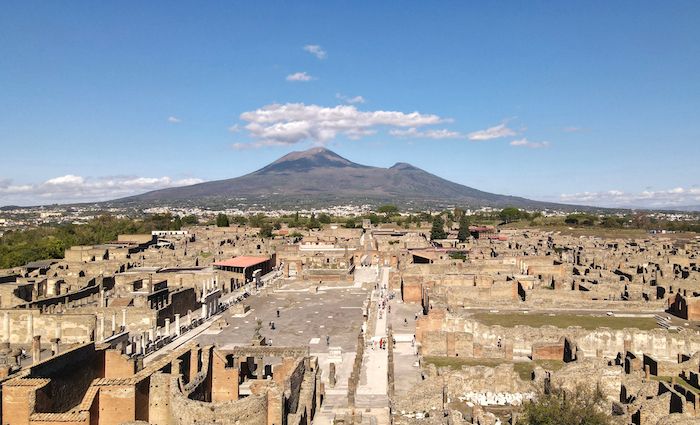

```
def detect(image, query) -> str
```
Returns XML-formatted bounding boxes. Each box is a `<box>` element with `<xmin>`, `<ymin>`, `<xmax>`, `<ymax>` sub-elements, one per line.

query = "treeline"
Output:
<box><xmin>564</xmin><ymin>212</ymin><xmax>700</xmax><ymax>232</ymax></box>
<box><xmin>0</xmin><ymin>214</ymin><xmax>182</xmax><ymax>269</ymax></box>
<box><xmin>214</xmin><ymin>205</ymin><xmax>435</xmax><ymax>231</ymax></box>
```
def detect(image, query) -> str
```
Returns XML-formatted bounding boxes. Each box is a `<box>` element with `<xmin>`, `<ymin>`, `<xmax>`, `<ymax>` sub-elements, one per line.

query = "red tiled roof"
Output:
<box><xmin>213</xmin><ymin>256</ymin><xmax>269</xmax><ymax>268</ymax></box>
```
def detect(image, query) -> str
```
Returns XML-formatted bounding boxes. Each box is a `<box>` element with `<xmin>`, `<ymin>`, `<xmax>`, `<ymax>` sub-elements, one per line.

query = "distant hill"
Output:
<box><xmin>117</xmin><ymin>147</ymin><xmax>576</xmax><ymax>209</ymax></box>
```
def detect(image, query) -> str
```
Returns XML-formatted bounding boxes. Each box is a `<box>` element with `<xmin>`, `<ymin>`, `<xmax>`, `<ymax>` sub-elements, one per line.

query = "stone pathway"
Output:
<box><xmin>313</xmin><ymin>267</ymin><xmax>392</xmax><ymax>425</ymax></box>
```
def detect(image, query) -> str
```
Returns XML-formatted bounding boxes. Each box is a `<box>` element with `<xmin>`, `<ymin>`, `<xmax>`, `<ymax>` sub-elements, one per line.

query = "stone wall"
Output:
<box><xmin>418</xmin><ymin>311</ymin><xmax>700</xmax><ymax>362</ymax></box>
<box><xmin>0</xmin><ymin>310</ymin><xmax>95</xmax><ymax>344</ymax></box>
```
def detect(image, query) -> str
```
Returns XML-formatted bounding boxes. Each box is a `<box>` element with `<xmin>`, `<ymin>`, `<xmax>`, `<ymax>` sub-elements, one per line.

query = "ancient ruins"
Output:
<box><xmin>0</xmin><ymin>222</ymin><xmax>699</xmax><ymax>425</ymax></box>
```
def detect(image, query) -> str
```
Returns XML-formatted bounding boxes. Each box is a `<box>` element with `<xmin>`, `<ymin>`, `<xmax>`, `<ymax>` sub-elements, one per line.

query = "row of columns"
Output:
<box><xmin>97</xmin><ymin>309</ymin><xmax>129</xmax><ymax>341</ymax></box>
<box><xmin>2</xmin><ymin>312</ymin><xmax>65</xmax><ymax>345</ymax></box>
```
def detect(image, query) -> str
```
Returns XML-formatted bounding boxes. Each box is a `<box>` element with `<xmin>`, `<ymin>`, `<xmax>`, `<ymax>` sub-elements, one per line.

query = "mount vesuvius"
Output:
<box><xmin>117</xmin><ymin>147</ymin><xmax>567</xmax><ymax>209</ymax></box>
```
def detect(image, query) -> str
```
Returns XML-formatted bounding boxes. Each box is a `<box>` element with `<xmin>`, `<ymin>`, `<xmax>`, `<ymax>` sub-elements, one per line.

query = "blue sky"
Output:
<box><xmin>1</xmin><ymin>1</ymin><xmax>699</xmax><ymax>207</ymax></box>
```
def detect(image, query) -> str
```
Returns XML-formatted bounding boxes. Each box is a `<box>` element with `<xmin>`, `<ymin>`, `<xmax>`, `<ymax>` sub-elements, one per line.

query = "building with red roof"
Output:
<box><xmin>212</xmin><ymin>256</ymin><xmax>273</xmax><ymax>284</ymax></box>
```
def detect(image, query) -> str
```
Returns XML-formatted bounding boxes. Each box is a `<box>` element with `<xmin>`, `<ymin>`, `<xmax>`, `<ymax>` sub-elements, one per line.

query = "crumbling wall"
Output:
<box><xmin>0</xmin><ymin>310</ymin><xmax>96</xmax><ymax>344</ymax></box>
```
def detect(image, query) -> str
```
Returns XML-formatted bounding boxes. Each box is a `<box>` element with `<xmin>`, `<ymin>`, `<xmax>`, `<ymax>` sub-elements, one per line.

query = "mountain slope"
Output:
<box><xmin>117</xmin><ymin>147</ymin><xmax>568</xmax><ymax>208</ymax></box>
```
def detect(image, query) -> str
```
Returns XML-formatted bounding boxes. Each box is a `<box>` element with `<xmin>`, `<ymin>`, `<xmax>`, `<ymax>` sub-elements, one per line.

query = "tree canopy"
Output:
<box><xmin>378</xmin><ymin>205</ymin><xmax>399</xmax><ymax>215</ymax></box>
<box><xmin>457</xmin><ymin>215</ymin><xmax>470</xmax><ymax>242</ymax></box>
<box><xmin>216</xmin><ymin>213</ymin><xmax>230</xmax><ymax>227</ymax></box>
<box><xmin>430</xmin><ymin>215</ymin><xmax>447</xmax><ymax>240</ymax></box>
<box><xmin>500</xmin><ymin>207</ymin><xmax>526</xmax><ymax>223</ymax></box>
<box><xmin>517</xmin><ymin>386</ymin><xmax>611</xmax><ymax>425</ymax></box>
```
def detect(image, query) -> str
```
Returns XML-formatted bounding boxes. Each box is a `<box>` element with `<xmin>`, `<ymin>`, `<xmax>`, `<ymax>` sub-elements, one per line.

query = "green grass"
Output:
<box><xmin>423</xmin><ymin>356</ymin><xmax>564</xmax><ymax>380</ymax></box>
<box><xmin>471</xmin><ymin>312</ymin><xmax>658</xmax><ymax>331</ymax></box>
<box><xmin>651</xmin><ymin>376</ymin><xmax>699</xmax><ymax>392</ymax></box>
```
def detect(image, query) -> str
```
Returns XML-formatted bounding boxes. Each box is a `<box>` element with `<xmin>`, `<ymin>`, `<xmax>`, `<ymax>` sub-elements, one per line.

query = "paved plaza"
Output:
<box><xmin>197</xmin><ymin>285</ymin><xmax>369</xmax><ymax>353</ymax></box>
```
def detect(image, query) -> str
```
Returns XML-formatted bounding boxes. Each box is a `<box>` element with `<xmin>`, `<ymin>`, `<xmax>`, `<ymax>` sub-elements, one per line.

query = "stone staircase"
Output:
<box><xmin>655</xmin><ymin>314</ymin><xmax>672</xmax><ymax>329</ymax></box>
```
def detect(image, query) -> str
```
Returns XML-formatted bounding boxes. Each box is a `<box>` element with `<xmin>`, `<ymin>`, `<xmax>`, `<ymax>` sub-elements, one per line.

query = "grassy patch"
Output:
<box><xmin>423</xmin><ymin>357</ymin><xmax>564</xmax><ymax>381</ymax></box>
<box><xmin>651</xmin><ymin>376</ymin><xmax>699</xmax><ymax>392</ymax></box>
<box><xmin>472</xmin><ymin>312</ymin><xmax>658</xmax><ymax>330</ymax></box>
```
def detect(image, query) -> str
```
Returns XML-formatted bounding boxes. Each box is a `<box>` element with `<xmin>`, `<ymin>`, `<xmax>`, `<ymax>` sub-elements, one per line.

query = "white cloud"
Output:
<box><xmin>0</xmin><ymin>175</ymin><xmax>204</xmax><ymax>206</ymax></box>
<box><xmin>468</xmin><ymin>123</ymin><xmax>516</xmax><ymax>141</ymax></box>
<box><xmin>389</xmin><ymin>127</ymin><xmax>463</xmax><ymax>139</ymax></box>
<box><xmin>336</xmin><ymin>93</ymin><xmax>365</xmax><ymax>104</ymax></box>
<box><xmin>233</xmin><ymin>103</ymin><xmax>446</xmax><ymax>148</ymax></box>
<box><xmin>286</xmin><ymin>72</ymin><xmax>314</xmax><ymax>82</ymax></box>
<box><xmin>167</xmin><ymin>116</ymin><xmax>181</xmax><ymax>123</ymax></box>
<box><xmin>563</xmin><ymin>126</ymin><xmax>582</xmax><ymax>133</ymax></box>
<box><xmin>559</xmin><ymin>187</ymin><xmax>700</xmax><ymax>208</ymax></box>
<box><xmin>303</xmin><ymin>44</ymin><xmax>327</xmax><ymax>60</ymax></box>
<box><xmin>509</xmin><ymin>138</ymin><xmax>550</xmax><ymax>149</ymax></box>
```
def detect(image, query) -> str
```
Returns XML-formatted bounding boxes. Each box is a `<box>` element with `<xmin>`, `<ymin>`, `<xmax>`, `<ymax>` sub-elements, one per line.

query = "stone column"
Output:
<box><xmin>329</xmin><ymin>362</ymin><xmax>336</xmax><ymax>387</ymax></box>
<box><xmin>201</xmin><ymin>303</ymin><xmax>208</xmax><ymax>320</ymax></box>
<box><xmin>165</xmin><ymin>319</ymin><xmax>171</xmax><ymax>337</ymax></box>
<box><xmin>121</xmin><ymin>309</ymin><xmax>127</xmax><ymax>329</ymax></box>
<box><xmin>148</xmin><ymin>328</ymin><xmax>155</xmax><ymax>342</ymax></box>
<box><xmin>3</xmin><ymin>312</ymin><xmax>9</xmax><ymax>343</ymax></box>
<box><xmin>32</xmin><ymin>335</ymin><xmax>41</xmax><ymax>362</ymax></box>
<box><xmin>54</xmin><ymin>321</ymin><xmax>61</xmax><ymax>339</ymax></box>
<box><xmin>175</xmin><ymin>314</ymin><xmax>181</xmax><ymax>336</ymax></box>
<box><xmin>99</xmin><ymin>316</ymin><xmax>105</xmax><ymax>341</ymax></box>
<box><xmin>111</xmin><ymin>312</ymin><xmax>117</xmax><ymax>335</ymax></box>
<box><xmin>27</xmin><ymin>313</ymin><xmax>34</xmax><ymax>344</ymax></box>
<box><xmin>50</xmin><ymin>338</ymin><xmax>60</xmax><ymax>356</ymax></box>
<box><xmin>256</xmin><ymin>356</ymin><xmax>264</xmax><ymax>379</ymax></box>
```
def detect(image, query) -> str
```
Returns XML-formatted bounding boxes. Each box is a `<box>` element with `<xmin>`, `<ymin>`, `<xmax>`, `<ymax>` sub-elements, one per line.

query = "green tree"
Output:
<box><xmin>259</xmin><ymin>223</ymin><xmax>274</xmax><ymax>238</ymax></box>
<box><xmin>378</xmin><ymin>204</ymin><xmax>398</xmax><ymax>214</ymax></box>
<box><xmin>378</xmin><ymin>205</ymin><xmax>399</xmax><ymax>222</ymax></box>
<box><xmin>500</xmin><ymin>207</ymin><xmax>522</xmax><ymax>224</ymax></box>
<box><xmin>449</xmin><ymin>252</ymin><xmax>466</xmax><ymax>260</ymax></box>
<box><xmin>216</xmin><ymin>213</ymin><xmax>230</xmax><ymax>227</ymax></box>
<box><xmin>273</xmin><ymin>220</ymin><xmax>282</xmax><ymax>230</ymax></box>
<box><xmin>430</xmin><ymin>215</ymin><xmax>446</xmax><ymax>240</ymax></box>
<box><xmin>307</xmin><ymin>213</ymin><xmax>320</xmax><ymax>229</ymax></box>
<box><xmin>457</xmin><ymin>215</ymin><xmax>470</xmax><ymax>242</ymax></box>
<box><xmin>182</xmin><ymin>215</ymin><xmax>199</xmax><ymax>225</ymax></box>
<box><xmin>231</xmin><ymin>215</ymin><xmax>248</xmax><ymax>226</ymax></box>
<box><xmin>248</xmin><ymin>213</ymin><xmax>266</xmax><ymax>228</ymax></box>
<box><xmin>318</xmin><ymin>213</ymin><xmax>332</xmax><ymax>224</ymax></box>
<box><xmin>345</xmin><ymin>217</ymin><xmax>357</xmax><ymax>228</ymax></box>
<box><xmin>564</xmin><ymin>213</ymin><xmax>595</xmax><ymax>226</ymax></box>
<box><xmin>518</xmin><ymin>385</ymin><xmax>611</xmax><ymax>425</ymax></box>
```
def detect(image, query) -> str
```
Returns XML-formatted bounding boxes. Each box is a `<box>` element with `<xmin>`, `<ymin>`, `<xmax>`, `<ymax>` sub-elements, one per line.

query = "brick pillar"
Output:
<box><xmin>189</xmin><ymin>349</ymin><xmax>199</xmax><ymax>382</ymax></box>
